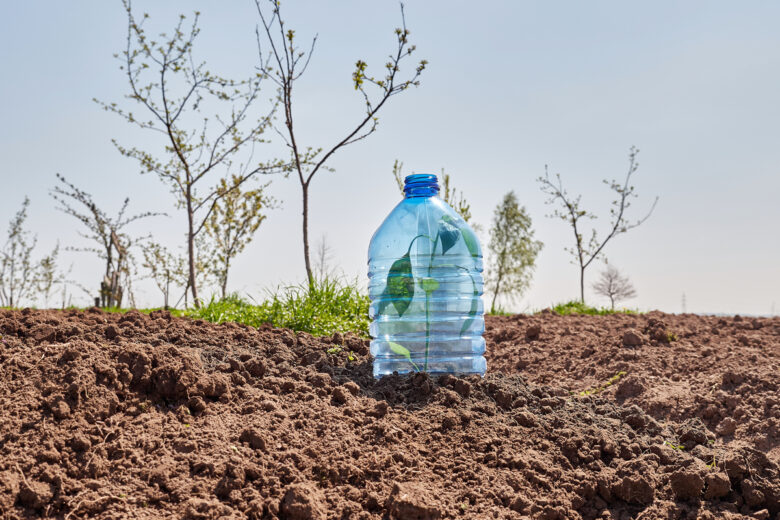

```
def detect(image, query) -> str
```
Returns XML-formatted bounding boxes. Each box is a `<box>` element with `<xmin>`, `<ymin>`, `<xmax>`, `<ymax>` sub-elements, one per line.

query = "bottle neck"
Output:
<box><xmin>403</xmin><ymin>174</ymin><xmax>439</xmax><ymax>198</ymax></box>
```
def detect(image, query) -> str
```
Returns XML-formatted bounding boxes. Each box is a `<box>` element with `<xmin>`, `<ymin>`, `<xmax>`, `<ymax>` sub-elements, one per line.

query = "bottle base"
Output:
<box><xmin>372</xmin><ymin>355</ymin><xmax>486</xmax><ymax>379</ymax></box>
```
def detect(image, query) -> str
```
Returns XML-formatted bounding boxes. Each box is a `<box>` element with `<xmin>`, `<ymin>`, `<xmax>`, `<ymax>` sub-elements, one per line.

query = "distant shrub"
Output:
<box><xmin>550</xmin><ymin>300</ymin><xmax>639</xmax><ymax>316</ymax></box>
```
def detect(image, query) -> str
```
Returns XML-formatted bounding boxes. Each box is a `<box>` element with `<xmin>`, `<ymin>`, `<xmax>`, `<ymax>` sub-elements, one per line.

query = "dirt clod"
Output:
<box><xmin>104</xmin><ymin>324</ymin><xmax>119</xmax><ymax>340</ymax></box>
<box><xmin>622</xmin><ymin>329</ymin><xmax>644</xmax><ymax>347</ymax></box>
<box><xmin>17</xmin><ymin>479</ymin><xmax>52</xmax><ymax>510</ymax></box>
<box><xmin>239</xmin><ymin>428</ymin><xmax>267</xmax><ymax>451</ymax></box>
<box><xmin>670</xmin><ymin>468</ymin><xmax>705</xmax><ymax>499</ymax></box>
<box><xmin>717</xmin><ymin>416</ymin><xmax>738</xmax><ymax>436</ymax></box>
<box><xmin>704</xmin><ymin>471</ymin><xmax>731</xmax><ymax>499</ymax></box>
<box><xmin>525</xmin><ymin>324</ymin><xmax>542</xmax><ymax>340</ymax></box>
<box><xmin>386</xmin><ymin>482</ymin><xmax>442</xmax><ymax>520</ymax></box>
<box><xmin>280</xmin><ymin>483</ymin><xmax>326</xmax><ymax>520</ymax></box>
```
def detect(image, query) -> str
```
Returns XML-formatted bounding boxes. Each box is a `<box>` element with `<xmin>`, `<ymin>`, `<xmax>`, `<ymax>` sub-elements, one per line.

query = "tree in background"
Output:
<box><xmin>51</xmin><ymin>174</ymin><xmax>159</xmax><ymax>308</ymax></box>
<box><xmin>140</xmin><ymin>241</ymin><xmax>197</xmax><ymax>309</ymax></box>
<box><xmin>255</xmin><ymin>0</ymin><xmax>427</xmax><ymax>286</ymax></box>
<box><xmin>36</xmin><ymin>243</ymin><xmax>67</xmax><ymax>308</ymax></box>
<box><xmin>538</xmin><ymin>146</ymin><xmax>657</xmax><ymax>304</ymax></box>
<box><xmin>592</xmin><ymin>264</ymin><xmax>636</xmax><ymax>310</ymax></box>
<box><xmin>0</xmin><ymin>198</ymin><xmax>60</xmax><ymax>308</ymax></box>
<box><xmin>392</xmin><ymin>160</ymin><xmax>472</xmax><ymax>222</ymax></box>
<box><xmin>486</xmin><ymin>191</ymin><xmax>543</xmax><ymax>313</ymax></box>
<box><xmin>204</xmin><ymin>175</ymin><xmax>277</xmax><ymax>298</ymax></box>
<box><xmin>99</xmin><ymin>1</ymin><xmax>282</xmax><ymax>307</ymax></box>
<box><xmin>313</xmin><ymin>234</ymin><xmax>335</xmax><ymax>281</ymax></box>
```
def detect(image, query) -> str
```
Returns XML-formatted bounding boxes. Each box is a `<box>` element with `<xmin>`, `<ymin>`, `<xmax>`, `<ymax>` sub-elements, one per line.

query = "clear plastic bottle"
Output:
<box><xmin>368</xmin><ymin>174</ymin><xmax>486</xmax><ymax>378</ymax></box>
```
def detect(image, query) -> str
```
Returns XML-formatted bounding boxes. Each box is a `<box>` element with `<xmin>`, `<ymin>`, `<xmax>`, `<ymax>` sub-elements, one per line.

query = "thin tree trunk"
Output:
<box><xmin>106</xmin><ymin>246</ymin><xmax>112</xmax><ymax>279</ymax></box>
<box><xmin>302</xmin><ymin>183</ymin><xmax>313</xmax><ymax>287</ymax></box>
<box><xmin>610</xmin><ymin>295</ymin><xmax>615</xmax><ymax>310</ymax></box>
<box><xmin>490</xmin><ymin>271</ymin><xmax>503</xmax><ymax>314</ymax></box>
<box><xmin>221</xmin><ymin>258</ymin><xmax>230</xmax><ymax>299</ymax></box>
<box><xmin>9</xmin><ymin>247</ymin><xmax>15</xmax><ymax>308</ymax></box>
<box><xmin>164</xmin><ymin>269</ymin><xmax>170</xmax><ymax>310</ymax></box>
<box><xmin>580</xmin><ymin>266</ymin><xmax>585</xmax><ymax>304</ymax></box>
<box><xmin>186</xmin><ymin>190</ymin><xmax>200</xmax><ymax>308</ymax></box>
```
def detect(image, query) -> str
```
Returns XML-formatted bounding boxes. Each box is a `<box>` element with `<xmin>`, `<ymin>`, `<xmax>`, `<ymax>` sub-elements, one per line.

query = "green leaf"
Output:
<box><xmin>461</xmin><ymin>228</ymin><xmax>479</xmax><ymax>258</ymax></box>
<box><xmin>388</xmin><ymin>341</ymin><xmax>419</xmax><ymax>371</ymax></box>
<box><xmin>420</xmin><ymin>277</ymin><xmax>439</xmax><ymax>293</ymax></box>
<box><xmin>438</xmin><ymin>217</ymin><xmax>460</xmax><ymax>254</ymax></box>
<box><xmin>379</xmin><ymin>253</ymin><xmax>415</xmax><ymax>317</ymax></box>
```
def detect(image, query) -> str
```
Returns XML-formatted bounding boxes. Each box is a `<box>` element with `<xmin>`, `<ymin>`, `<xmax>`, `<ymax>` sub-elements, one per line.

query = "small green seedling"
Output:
<box><xmin>666</xmin><ymin>331</ymin><xmax>678</xmax><ymax>342</ymax></box>
<box><xmin>579</xmin><ymin>371</ymin><xmax>627</xmax><ymax>397</ymax></box>
<box><xmin>326</xmin><ymin>346</ymin><xmax>343</xmax><ymax>355</ymax></box>
<box><xmin>389</xmin><ymin>341</ymin><xmax>419</xmax><ymax>372</ymax></box>
<box><xmin>663</xmin><ymin>440</ymin><xmax>685</xmax><ymax>451</ymax></box>
<box><xmin>347</xmin><ymin>351</ymin><xmax>356</xmax><ymax>362</ymax></box>
<box><xmin>706</xmin><ymin>442</ymin><xmax>718</xmax><ymax>469</ymax></box>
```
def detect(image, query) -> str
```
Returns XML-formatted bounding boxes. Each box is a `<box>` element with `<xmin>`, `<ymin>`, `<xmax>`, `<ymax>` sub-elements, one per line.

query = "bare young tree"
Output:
<box><xmin>255</xmin><ymin>1</ymin><xmax>427</xmax><ymax>286</ymax></box>
<box><xmin>98</xmin><ymin>1</ymin><xmax>283</xmax><ymax>307</ymax></box>
<box><xmin>0</xmin><ymin>198</ymin><xmax>38</xmax><ymax>307</ymax></box>
<box><xmin>392</xmin><ymin>161</ymin><xmax>473</xmax><ymax>222</ymax></box>
<box><xmin>486</xmin><ymin>191</ymin><xmax>543</xmax><ymax>313</ymax></box>
<box><xmin>51</xmin><ymin>173</ymin><xmax>159</xmax><ymax>307</ymax></box>
<box><xmin>140</xmin><ymin>241</ymin><xmax>188</xmax><ymax>309</ymax></box>
<box><xmin>36</xmin><ymin>243</ymin><xmax>68</xmax><ymax>308</ymax></box>
<box><xmin>204</xmin><ymin>175</ymin><xmax>277</xmax><ymax>298</ymax></box>
<box><xmin>538</xmin><ymin>146</ymin><xmax>658</xmax><ymax>303</ymax></box>
<box><xmin>592</xmin><ymin>264</ymin><xmax>636</xmax><ymax>310</ymax></box>
<box><xmin>0</xmin><ymin>198</ymin><xmax>60</xmax><ymax>308</ymax></box>
<box><xmin>313</xmin><ymin>234</ymin><xmax>335</xmax><ymax>281</ymax></box>
<box><xmin>141</xmin><ymin>240</ymin><xmax>207</xmax><ymax>309</ymax></box>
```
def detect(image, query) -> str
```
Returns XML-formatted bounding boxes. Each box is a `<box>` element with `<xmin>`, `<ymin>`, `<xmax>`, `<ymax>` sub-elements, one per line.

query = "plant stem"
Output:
<box><xmin>424</xmin><ymin>234</ymin><xmax>440</xmax><ymax>372</ymax></box>
<box><xmin>406</xmin><ymin>233</ymin><xmax>433</xmax><ymax>256</ymax></box>
<box><xmin>424</xmin><ymin>292</ymin><xmax>430</xmax><ymax>371</ymax></box>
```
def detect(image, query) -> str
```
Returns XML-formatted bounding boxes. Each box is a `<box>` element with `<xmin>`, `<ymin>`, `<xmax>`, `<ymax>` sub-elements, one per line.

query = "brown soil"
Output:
<box><xmin>0</xmin><ymin>308</ymin><xmax>778</xmax><ymax>519</ymax></box>
<box><xmin>486</xmin><ymin>312</ymin><xmax>780</xmax><ymax>466</ymax></box>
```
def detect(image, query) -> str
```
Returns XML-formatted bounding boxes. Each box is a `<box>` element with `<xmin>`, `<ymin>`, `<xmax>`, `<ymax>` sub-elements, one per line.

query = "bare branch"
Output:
<box><xmin>253</xmin><ymin>0</ymin><xmax>426</xmax><ymax>283</ymax></box>
<box><xmin>538</xmin><ymin>147</ymin><xmax>657</xmax><ymax>303</ymax></box>
<box><xmin>101</xmin><ymin>1</ymin><xmax>284</xmax><ymax>307</ymax></box>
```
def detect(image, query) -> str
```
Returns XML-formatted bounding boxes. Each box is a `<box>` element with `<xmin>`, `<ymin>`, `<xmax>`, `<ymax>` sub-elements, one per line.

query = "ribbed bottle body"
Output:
<box><xmin>368</xmin><ymin>179</ymin><xmax>486</xmax><ymax>378</ymax></box>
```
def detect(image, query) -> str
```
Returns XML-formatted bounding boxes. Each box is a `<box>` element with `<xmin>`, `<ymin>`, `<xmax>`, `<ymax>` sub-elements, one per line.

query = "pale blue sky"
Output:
<box><xmin>1</xmin><ymin>1</ymin><xmax>779</xmax><ymax>314</ymax></box>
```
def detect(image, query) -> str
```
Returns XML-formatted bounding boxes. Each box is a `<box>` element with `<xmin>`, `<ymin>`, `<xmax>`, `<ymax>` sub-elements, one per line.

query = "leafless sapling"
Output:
<box><xmin>255</xmin><ymin>1</ymin><xmax>427</xmax><ymax>286</ymax></box>
<box><xmin>592</xmin><ymin>264</ymin><xmax>637</xmax><ymax>310</ymax></box>
<box><xmin>538</xmin><ymin>147</ymin><xmax>657</xmax><ymax>304</ymax></box>
<box><xmin>140</xmin><ymin>241</ymin><xmax>196</xmax><ymax>309</ymax></box>
<box><xmin>51</xmin><ymin>174</ymin><xmax>160</xmax><ymax>308</ymax></box>
<box><xmin>313</xmin><ymin>234</ymin><xmax>335</xmax><ymax>281</ymax></box>
<box><xmin>0</xmin><ymin>198</ymin><xmax>60</xmax><ymax>308</ymax></box>
<box><xmin>98</xmin><ymin>1</ymin><xmax>284</xmax><ymax>307</ymax></box>
<box><xmin>36</xmin><ymin>243</ymin><xmax>69</xmax><ymax>308</ymax></box>
<box><xmin>0</xmin><ymin>198</ymin><xmax>37</xmax><ymax>307</ymax></box>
